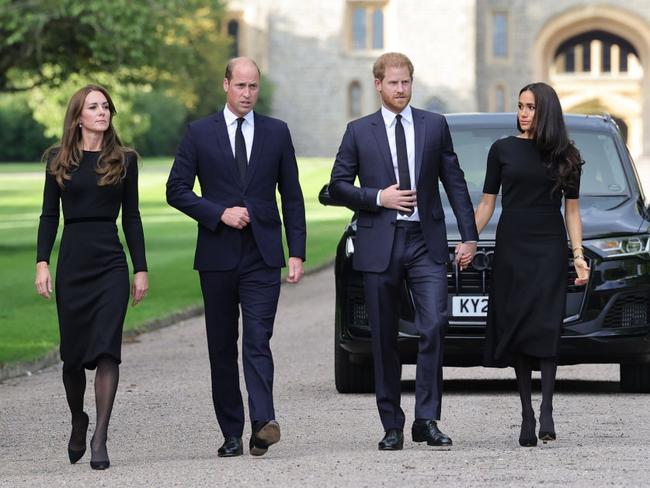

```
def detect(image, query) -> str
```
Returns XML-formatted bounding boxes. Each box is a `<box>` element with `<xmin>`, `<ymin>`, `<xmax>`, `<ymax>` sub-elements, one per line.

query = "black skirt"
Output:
<box><xmin>55</xmin><ymin>220</ymin><xmax>129</xmax><ymax>371</ymax></box>
<box><xmin>484</xmin><ymin>208</ymin><xmax>568</xmax><ymax>367</ymax></box>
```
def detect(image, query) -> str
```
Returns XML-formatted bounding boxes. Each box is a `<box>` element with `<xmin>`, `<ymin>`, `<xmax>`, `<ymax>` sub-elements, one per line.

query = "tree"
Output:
<box><xmin>0</xmin><ymin>0</ymin><xmax>230</xmax><ymax>93</ymax></box>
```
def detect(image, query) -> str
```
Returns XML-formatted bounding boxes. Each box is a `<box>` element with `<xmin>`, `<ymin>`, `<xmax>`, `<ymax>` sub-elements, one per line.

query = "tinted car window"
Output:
<box><xmin>449</xmin><ymin>128</ymin><xmax>628</xmax><ymax>195</ymax></box>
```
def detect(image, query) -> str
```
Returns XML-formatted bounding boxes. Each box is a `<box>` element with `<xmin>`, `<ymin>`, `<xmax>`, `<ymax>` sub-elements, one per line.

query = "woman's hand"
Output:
<box><xmin>131</xmin><ymin>271</ymin><xmax>149</xmax><ymax>306</ymax></box>
<box><xmin>35</xmin><ymin>261</ymin><xmax>52</xmax><ymax>299</ymax></box>
<box><xmin>574</xmin><ymin>257</ymin><xmax>590</xmax><ymax>286</ymax></box>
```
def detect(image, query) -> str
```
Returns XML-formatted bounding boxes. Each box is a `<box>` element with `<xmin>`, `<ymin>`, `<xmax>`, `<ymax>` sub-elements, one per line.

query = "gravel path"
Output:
<box><xmin>1</xmin><ymin>266</ymin><xmax>649</xmax><ymax>487</ymax></box>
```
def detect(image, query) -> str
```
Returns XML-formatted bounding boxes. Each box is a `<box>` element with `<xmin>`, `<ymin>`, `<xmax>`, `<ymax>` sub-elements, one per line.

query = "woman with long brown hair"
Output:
<box><xmin>466</xmin><ymin>82</ymin><xmax>589</xmax><ymax>447</ymax></box>
<box><xmin>35</xmin><ymin>85</ymin><xmax>148</xmax><ymax>469</ymax></box>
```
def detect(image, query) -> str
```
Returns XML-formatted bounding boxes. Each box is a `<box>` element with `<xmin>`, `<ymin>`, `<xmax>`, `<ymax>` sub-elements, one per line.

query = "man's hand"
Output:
<box><xmin>379</xmin><ymin>183</ymin><xmax>417</xmax><ymax>212</ymax></box>
<box><xmin>221</xmin><ymin>206</ymin><xmax>250</xmax><ymax>229</ymax></box>
<box><xmin>287</xmin><ymin>257</ymin><xmax>304</xmax><ymax>284</ymax></box>
<box><xmin>454</xmin><ymin>241</ymin><xmax>477</xmax><ymax>271</ymax></box>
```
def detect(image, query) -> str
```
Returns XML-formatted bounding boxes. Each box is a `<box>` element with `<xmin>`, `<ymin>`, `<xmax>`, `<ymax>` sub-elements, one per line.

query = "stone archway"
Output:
<box><xmin>533</xmin><ymin>5</ymin><xmax>650</xmax><ymax>161</ymax></box>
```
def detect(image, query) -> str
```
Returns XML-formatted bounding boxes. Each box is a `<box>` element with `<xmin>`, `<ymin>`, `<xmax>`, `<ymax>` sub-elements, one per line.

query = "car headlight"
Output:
<box><xmin>584</xmin><ymin>235</ymin><xmax>650</xmax><ymax>259</ymax></box>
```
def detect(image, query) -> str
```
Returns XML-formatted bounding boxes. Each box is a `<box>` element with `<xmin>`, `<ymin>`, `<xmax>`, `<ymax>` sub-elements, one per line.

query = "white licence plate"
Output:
<box><xmin>452</xmin><ymin>296</ymin><xmax>488</xmax><ymax>317</ymax></box>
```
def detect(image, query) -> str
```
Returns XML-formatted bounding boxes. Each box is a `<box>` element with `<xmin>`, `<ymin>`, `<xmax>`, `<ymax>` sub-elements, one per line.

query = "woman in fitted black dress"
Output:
<box><xmin>467</xmin><ymin>83</ymin><xmax>589</xmax><ymax>447</ymax></box>
<box><xmin>35</xmin><ymin>85</ymin><xmax>148</xmax><ymax>469</ymax></box>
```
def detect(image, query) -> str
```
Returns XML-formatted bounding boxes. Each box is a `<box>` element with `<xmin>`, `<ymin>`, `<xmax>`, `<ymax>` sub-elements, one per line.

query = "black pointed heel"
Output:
<box><xmin>539</xmin><ymin>431</ymin><xmax>556</xmax><ymax>443</ymax></box>
<box><xmin>89</xmin><ymin>434</ymin><xmax>110</xmax><ymax>470</ymax></box>
<box><xmin>519</xmin><ymin>417</ymin><xmax>537</xmax><ymax>447</ymax></box>
<box><xmin>68</xmin><ymin>412</ymin><xmax>89</xmax><ymax>464</ymax></box>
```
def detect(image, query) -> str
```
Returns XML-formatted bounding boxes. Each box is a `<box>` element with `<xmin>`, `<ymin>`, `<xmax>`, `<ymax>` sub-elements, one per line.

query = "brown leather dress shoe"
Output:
<box><xmin>250</xmin><ymin>420</ymin><xmax>281</xmax><ymax>456</ymax></box>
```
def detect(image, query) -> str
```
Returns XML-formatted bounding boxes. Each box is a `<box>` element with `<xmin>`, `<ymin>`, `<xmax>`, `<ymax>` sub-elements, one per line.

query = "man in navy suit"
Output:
<box><xmin>329</xmin><ymin>52</ymin><xmax>478</xmax><ymax>450</ymax></box>
<box><xmin>167</xmin><ymin>57</ymin><xmax>306</xmax><ymax>458</ymax></box>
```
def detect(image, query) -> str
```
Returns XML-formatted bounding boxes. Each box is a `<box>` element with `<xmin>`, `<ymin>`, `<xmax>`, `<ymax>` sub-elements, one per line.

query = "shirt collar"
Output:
<box><xmin>223</xmin><ymin>105</ymin><xmax>255</xmax><ymax>126</ymax></box>
<box><xmin>381</xmin><ymin>105</ymin><xmax>413</xmax><ymax>127</ymax></box>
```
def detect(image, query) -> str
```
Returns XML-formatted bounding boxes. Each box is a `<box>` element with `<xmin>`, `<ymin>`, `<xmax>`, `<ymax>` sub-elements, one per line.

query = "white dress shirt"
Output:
<box><xmin>224</xmin><ymin>105</ymin><xmax>254</xmax><ymax>163</ymax></box>
<box><xmin>377</xmin><ymin>105</ymin><xmax>419</xmax><ymax>221</ymax></box>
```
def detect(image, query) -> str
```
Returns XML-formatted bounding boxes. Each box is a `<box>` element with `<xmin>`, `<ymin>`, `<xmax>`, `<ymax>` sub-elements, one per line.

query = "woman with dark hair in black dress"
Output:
<box><xmin>464</xmin><ymin>82</ymin><xmax>589</xmax><ymax>447</ymax></box>
<box><xmin>35</xmin><ymin>85</ymin><xmax>148</xmax><ymax>469</ymax></box>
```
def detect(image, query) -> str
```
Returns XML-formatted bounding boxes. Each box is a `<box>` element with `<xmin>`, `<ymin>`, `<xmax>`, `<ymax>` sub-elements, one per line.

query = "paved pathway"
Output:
<box><xmin>1</xmin><ymin>267</ymin><xmax>649</xmax><ymax>487</ymax></box>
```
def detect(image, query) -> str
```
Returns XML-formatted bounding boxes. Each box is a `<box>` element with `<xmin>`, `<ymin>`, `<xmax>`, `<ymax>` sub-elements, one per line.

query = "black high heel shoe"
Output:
<box><xmin>89</xmin><ymin>435</ymin><xmax>110</xmax><ymax>470</ymax></box>
<box><xmin>519</xmin><ymin>417</ymin><xmax>537</xmax><ymax>447</ymax></box>
<box><xmin>539</xmin><ymin>413</ymin><xmax>556</xmax><ymax>443</ymax></box>
<box><xmin>68</xmin><ymin>412</ymin><xmax>89</xmax><ymax>464</ymax></box>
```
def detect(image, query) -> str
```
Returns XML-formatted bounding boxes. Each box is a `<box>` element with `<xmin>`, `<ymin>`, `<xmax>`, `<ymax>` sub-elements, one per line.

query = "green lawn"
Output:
<box><xmin>0</xmin><ymin>157</ymin><xmax>350</xmax><ymax>366</ymax></box>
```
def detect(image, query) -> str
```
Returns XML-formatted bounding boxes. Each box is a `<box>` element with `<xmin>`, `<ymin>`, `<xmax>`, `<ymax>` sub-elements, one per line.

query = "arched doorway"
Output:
<box><xmin>534</xmin><ymin>6</ymin><xmax>650</xmax><ymax>161</ymax></box>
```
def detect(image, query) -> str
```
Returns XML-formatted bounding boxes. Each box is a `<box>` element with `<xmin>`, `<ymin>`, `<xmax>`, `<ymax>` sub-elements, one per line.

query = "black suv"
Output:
<box><xmin>320</xmin><ymin>113</ymin><xmax>650</xmax><ymax>394</ymax></box>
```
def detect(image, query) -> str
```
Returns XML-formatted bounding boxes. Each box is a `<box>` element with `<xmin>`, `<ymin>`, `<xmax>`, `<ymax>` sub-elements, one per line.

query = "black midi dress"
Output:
<box><xmin>482</xmin><ymin>136</ymin><xmax>579</xmax><ymax>367</ymax></box>
<box><xmin>37</xmin><ymin>151</ymin><xmax>147</xmax><ymax>371</ymax></box>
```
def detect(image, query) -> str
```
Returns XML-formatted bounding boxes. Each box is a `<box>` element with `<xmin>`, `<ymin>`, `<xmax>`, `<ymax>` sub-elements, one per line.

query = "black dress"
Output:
<box><xmin>37</xmin><ymin>151</ymin><xmax>147</xmax><ymax>371</ymax></box>
<box><xmin>482</xmin><ymin>136</ymin><xmax>579</xmax><ymax>367</ymax></box>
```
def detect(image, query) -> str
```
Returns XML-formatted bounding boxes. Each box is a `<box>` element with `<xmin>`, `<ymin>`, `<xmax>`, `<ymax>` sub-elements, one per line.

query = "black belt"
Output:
<box><xmin>64</xmin><ymin>217</ymin><xmax>115</xmax><ymax>225</ymax></box>
<box><xmin>393</xmin><ymin>220</ymin><xmax>421</xmax><ymax>228</ymax></box>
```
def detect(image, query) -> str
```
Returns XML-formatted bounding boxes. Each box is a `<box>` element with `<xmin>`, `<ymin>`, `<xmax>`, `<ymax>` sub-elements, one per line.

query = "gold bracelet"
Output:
<box><xmin>573</xmin><ymin>255</ymin><xmax>585</xmax><ymax>261</ymax></box>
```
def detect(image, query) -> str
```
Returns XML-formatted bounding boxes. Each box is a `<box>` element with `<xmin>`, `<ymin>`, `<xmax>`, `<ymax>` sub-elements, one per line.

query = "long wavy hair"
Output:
<box><xmin>43</xmin><ymin>84</ymin><xmax>131</xmax><ymax>187</ymax></box>
<box><xmin>517</xmin><ymin>82</ymin><xmax>583</xmax><ymax>195</ymax></box>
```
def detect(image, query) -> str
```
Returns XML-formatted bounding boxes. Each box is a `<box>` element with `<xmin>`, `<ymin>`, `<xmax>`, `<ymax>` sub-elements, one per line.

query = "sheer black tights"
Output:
<box><xmin>91</xmin><ymin>356</ymin><xmax>119</xmax><ymax>462</ymax></box>
<box><xmin>62</xmin><ymin>356</ymin><xmax>119</xmax><ymax>462</ymax></box>
<box><xmin>514</xmin><ymin>354</ymin><xmax>557</xmax><ymax>435</ymax></box>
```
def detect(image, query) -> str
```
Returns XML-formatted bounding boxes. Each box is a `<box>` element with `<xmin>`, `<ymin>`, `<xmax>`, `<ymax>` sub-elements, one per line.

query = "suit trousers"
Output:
<box><xmin>363</xmin><ymin>221</ymin><xmax>448</xmax><ymax>431</ymax></box>
<box><xmin>199</xmin><ymin>226</ymin><xmax>281</xmax><ymax>438</ymax></box>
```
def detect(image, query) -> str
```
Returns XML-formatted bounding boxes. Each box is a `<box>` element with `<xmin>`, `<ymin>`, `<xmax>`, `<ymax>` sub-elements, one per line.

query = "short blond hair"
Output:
<box><xmin>373</xmin><ymin>52</ymin><xmax>414</xmax><ymax>81</ymax></box>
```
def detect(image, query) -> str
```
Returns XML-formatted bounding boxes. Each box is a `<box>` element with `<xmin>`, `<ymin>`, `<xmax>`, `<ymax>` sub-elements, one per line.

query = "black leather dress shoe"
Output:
<box><xmin>218</xmin><ymin>437</ymin><xmax>243</xmax><ymax>457</ymax></box>
<box><xmin>378</xmin><ymin>429</ymin><xmax>404</xmax><ymax>451</ymax></box>
<box><xmin>250</xmin><ymin>420</ymin><xmax>281</xmax><ymax>456</ymax></box>
<box><xmin>412</xmin><ymin>419</ymin><xmax>453</xmax><ymax>448</ymax></box>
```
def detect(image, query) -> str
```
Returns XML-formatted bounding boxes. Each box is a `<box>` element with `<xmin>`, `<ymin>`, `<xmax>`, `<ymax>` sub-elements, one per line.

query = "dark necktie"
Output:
<box><xmin>395</xmin><ymin>114</ymin><xmax>412</xmax><ymax>215</ymax></box>
<box><xmin>235</xmin><ymin>117</ymin><xmax>247</xmax><ymax>183</ymax></box>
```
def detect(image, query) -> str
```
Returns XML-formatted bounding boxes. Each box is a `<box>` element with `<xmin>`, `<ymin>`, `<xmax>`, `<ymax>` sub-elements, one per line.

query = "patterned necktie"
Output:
<box><xmin>235</xmin><ymin>117</ymin><xmax>247</xmax><ymax>183</ymax></box>
<box><xmin>395</xmin><ymin>114</ymin><xmax>412</xmax><ymax>215</ymax></box>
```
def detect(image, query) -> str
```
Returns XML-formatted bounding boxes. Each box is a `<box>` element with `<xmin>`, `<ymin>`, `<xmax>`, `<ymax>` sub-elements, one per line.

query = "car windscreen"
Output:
<box><xmin>448</xmin><ymin>127</ymin><xmax>629</xmax><ymax>196</ymax></box>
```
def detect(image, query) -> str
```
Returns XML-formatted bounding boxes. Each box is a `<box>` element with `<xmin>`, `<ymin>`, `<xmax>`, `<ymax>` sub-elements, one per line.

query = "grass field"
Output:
<box><xmin>0</xmin><ymin>158</ymin><xmax>350</xmax><ymax>366</ymax></box>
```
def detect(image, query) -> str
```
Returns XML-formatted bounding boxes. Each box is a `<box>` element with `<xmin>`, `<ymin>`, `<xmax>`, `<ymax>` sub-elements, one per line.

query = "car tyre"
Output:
<box><xmin>335</xmin><ymin>324</ymin><xmax>374</xmax><ymax>393</ymax></box>
<box><xmin>620</xmin><ymin>363</ymin><xmax>650</xmax><ymax>393</ymax></box>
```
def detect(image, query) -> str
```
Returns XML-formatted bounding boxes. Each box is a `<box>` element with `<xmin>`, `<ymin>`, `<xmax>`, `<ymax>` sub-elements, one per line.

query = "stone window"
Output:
<box><xmin>554</xmin><ymin>31</ymin><xmax>641</xmax><ymax>76</ymax></box>
<box><xmin>349</xmin><ymin>2</ymin><xmax>385</xmax><ymax>51</ymax></box>
<box><xmin>348</xmin><ymin>81</ymin><xmax>362</xmax><ymax>117</ymax></box>
<box><xmin>493</xmin><ymin>85</ymin><xmax>506</xmax><ymax>112</ymax></box>
<box><xmin>227</xmin><ymin>19</ymin><xmax>240</xmax><ymax>57</ymax></box>
<box><xmin>492</xmin><ymin>12</ymin><xmax>508</xmax><ymax>58</ymax></box>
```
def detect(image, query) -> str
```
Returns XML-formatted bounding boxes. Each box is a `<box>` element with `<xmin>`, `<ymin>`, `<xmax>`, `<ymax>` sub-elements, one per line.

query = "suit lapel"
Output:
<box><xmin>413</xmin><ymin>107</ymin><xmax>426</xmax><ymax>185</ymax></box>
<box><xmin>213</xmin><ymin>112</ymin><xmax>242</xmax><ymax>187</ymax></box>
<box><xmin>370</xmin><ymin>110</ymin><xmax>397</xmax><ymax>184</ymax></box>
<box><xmin>244</xmin><ymin>112</ymin><xmax>265</xmax><ymax>190</ymax></box>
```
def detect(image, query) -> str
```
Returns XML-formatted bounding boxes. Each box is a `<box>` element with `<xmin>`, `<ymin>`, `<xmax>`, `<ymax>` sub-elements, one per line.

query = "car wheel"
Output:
<box><xmin>620</xmin><ymin>363</ymin><xmax>650</xmax><ymax>393</ymax></box>
<box><xmin>334</xmin><ymin>325</ymin><xmax>374</xmax><ymax>394</ymax></box>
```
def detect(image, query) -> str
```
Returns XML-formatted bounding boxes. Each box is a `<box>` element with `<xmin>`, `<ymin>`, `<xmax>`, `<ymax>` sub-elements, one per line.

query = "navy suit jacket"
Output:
<box><xmin>329</xmin><ymin>107</ymin><xmax>478</xmax><ymax>273</ymax></box>
<box><xmin>166</xmin><ymin>110</ymin><xmax>306</xmax><ymax>271</ymax></box>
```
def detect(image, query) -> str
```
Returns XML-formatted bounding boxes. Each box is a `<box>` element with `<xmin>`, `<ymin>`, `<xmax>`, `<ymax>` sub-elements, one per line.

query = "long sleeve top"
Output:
<box><xmin>36</xmin><ymin>150</ymin><xmax>148</xmax><ymax>273</ymax></box>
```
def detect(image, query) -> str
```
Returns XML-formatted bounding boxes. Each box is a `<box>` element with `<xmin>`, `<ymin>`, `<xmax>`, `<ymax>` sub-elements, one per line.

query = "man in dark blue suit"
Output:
<box><xmin>167</xmin><ymin>57</ymin><xmax>306</xmax><ymax>458</ymax></box>
<box><xmin>329</xmin><ymin>52</ymin><xmax>478</xmax><ymax>451</ymax></box>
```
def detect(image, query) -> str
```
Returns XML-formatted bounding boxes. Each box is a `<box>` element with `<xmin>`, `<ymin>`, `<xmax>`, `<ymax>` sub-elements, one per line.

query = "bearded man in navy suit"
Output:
<box><xmin>167</xmin><ymin>57</ymin><xmax>306</xmax><ymax>458</ymax></box>
<box><xmin>329</xmin><ymin>52</ymin><xmax>477</xmax><ymax>451</ymax></box>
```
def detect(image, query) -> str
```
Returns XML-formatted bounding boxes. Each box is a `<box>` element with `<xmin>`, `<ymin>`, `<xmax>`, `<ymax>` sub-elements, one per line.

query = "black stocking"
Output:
<box><xmin>539</xmin><ymin>359</ymin><xmax>557</xmax><ymax>434</ymax></box>
<box><xmin>63</xmin><ymin>368</ymin><xmax>88</xmax><ymax>452</ymax></box>
<box><xmin>91</xmin><ymin>355</ymin><xmax>119</xmax><ymax>462</ymax></box>
<box><xmin>514</xmin><ymin>354</ymin><xmax>534</xmax><ymax>420</ymax></box>
<box><xmin>514</xmin><ymin>354</ymin><xmax>536</xmax><ymax>444</ymax></box>
<box><xmin>62</xmin><ymin>368</ymin><xmax>86</xmax><ymax>417</ymax></box>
